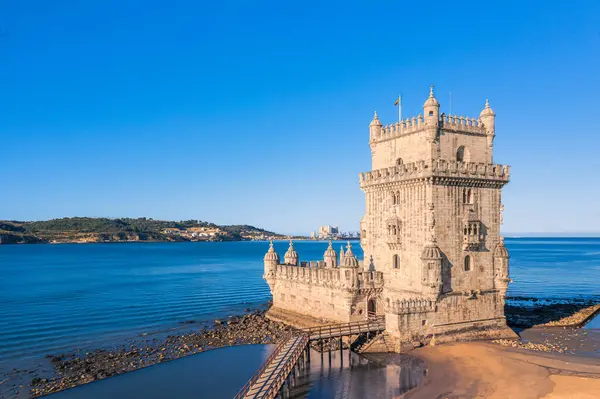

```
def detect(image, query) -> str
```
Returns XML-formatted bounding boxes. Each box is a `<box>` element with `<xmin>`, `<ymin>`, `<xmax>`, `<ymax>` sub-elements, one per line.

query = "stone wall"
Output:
<box><xmin>265</xmin><ymin>262</ymin><xmax>384</xmax><ymax>326</ymax></box>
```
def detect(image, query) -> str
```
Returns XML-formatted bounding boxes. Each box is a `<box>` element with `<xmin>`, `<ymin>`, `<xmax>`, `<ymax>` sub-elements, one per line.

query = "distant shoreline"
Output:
<box><xmin>0</xmin><ymin>237</ymin><xmax>361</xmax><ymax>245</ymax></box>
<box><xmin>0</xmin><ymin>217</ymin><xmax>364</xmax><ymax>245</ymax></box>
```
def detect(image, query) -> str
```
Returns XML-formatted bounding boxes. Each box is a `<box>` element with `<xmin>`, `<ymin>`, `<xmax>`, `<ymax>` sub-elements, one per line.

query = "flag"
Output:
<box><xmin>394</xmin><ymin>96</ymin><xmax>400</xmax><ymax>106</ymax></box>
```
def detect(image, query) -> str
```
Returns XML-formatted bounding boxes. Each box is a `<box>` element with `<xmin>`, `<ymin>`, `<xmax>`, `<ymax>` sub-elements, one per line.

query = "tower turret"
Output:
<box><xmin>423</xmin><ymin>85</ymin><xmax>440</xmax><ymax>125</ymax></box>
<box><xmin>493</xmin><ymin>240</ymin><xmax>510</xmax><ymax>298</ymax></box>
<box><xmin>341</xmin><ymin>241</ymin><xmax>359</xmax><ymax>268</ymax></box>
<box><xmin>369</xmin><ymin>111</ymin><xmax>382</xmax><ymax>143</ymax></box>
<box><xmin>420</xmin><ymin>240</ymin><xmax>443</xmax><ymax>300</ymax></box>
<box><xmin>263</xmin><ymin>240</ymin><xmax>280</xmax><ymax>287</ymax></box>
<box><xmin>283</xmin><ymin>240</ymin><xmax>299</xmax><ymax>266</ymax></box>
<box><xmin>323</xmin><ymin>241</ymin><xmax>338</xmax><ymax>268</ymax></box>
<box><xmin>480</xmin><ymin>99</ymin><xmax>496</xmax><ymax>148</ymax></box>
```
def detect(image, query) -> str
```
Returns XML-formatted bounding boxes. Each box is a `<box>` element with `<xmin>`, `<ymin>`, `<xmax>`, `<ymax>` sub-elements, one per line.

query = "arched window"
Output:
<box><xmin>468</xmin><ymin>189</ymin><xmax>474</xmax><ymax>204</ymax></box>
<box><xmin>456</xmin><ymin>146</ymin><xmax>470</xmax><ymax>162</ymax></box>
<box><xmin>392</xmin><ymin>192</ymin><xmax>397</xmax><ymax>205</ymax></box>
<box><xmin>393</xmin><ymin>254</ymin><xmax>400</xmax><ymax>269</ymax></box>
<box><xmin>396</xmin><ymin>158</ymin><xmax>404</xmax><ymax>166</ymax></box>
<box><xmin>462</xmin><ymin>189</ymin><xmax>467</xmax><ymax>204</ymax></box>
<box><xmin>464</xmin><ymin>255</ymin><xmax>471</xmax><ymax>272</ymax></box>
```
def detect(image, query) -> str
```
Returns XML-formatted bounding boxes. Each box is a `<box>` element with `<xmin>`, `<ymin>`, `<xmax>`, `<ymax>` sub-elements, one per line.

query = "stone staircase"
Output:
<box><xmin>353</xmin><ymin>332</ymin><xmax>402</xmax><ymax>353</ymax></box>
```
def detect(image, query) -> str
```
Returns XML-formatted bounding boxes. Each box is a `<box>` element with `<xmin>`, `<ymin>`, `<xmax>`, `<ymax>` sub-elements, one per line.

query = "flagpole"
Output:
<box><xmin>399</xmin><ymin>94</ymin><xmax>402</xmax><ymax>123</ymax></box>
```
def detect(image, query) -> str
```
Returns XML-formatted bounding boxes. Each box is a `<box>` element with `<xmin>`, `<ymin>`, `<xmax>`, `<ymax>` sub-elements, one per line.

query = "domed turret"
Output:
<box><xmin>341</xmin><ymin>241</ymin><xmax>359</xmax><ymax>268</ymax></box>
<box><xmin>423</xmin><ymin>85</ymin><xmax>440</xmax><ymax>107</ymax></box>
<box><xmin>263</xmin><ymin>240</ymin><xmax>280</xmax><ymax>286</ymax></box>
<box><xmin>493</xmin><ymin>239</ymin><xmax>510</xmax><ymax>298</ymax></box>
<box><xmin>479</xmin><ymin>99</ymin><xmax>496</xmax><ymax>142</ymax></box>
<box><xmin>264</xmin><ymin>240</ymin><xmax>280</xmax><ymax>263</ymax></box>
<box><xmin>421</xmin><ymin>242</ymin><xmax>443</xmax><ymax>260</ymax></box>
<box><xmin>493</xmin><ymin>240</ymin><xmax>509</xmax><ymax>259</ymax></box>
<box><xmin>369</xmin><ymin>111</ymin><xmax>382</xmax><ymax>142</ymax></box>
<box><xmin>323</xmin><ymin>241</ymin><xmax>338</xmax><ymax>268</ymax></box>
<box><xmin>423</xmin><ymin>85</ymin><xmax>440</xmax><ymax>125</ymax></box>
<box><xmin>284</xmin><ymin>240</ymin><xmax>299</xmax><ymax>266</ymax></box>
<box><xmin>480</xmin><ymin>99</ymin><xmax>495</xmax><ymax>117</ymax></box>
<box><xmin>421</xmin><ymin>240</ymin><xmax>443</xmax><ymax>299</ymax></box>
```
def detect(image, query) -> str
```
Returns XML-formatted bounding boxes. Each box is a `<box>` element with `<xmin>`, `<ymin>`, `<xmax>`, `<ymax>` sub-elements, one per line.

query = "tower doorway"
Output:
<box><xmin>367</xmin><ymin>299</ymin><xmax>377</xmax><ymax>318</ymax></box>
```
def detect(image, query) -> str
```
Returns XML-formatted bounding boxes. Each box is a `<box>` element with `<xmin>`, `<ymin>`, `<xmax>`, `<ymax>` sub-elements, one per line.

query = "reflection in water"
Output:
<box><xmin>294</xmin><ymin>349</ymin><xmax>426</xmax><ymax>399</ymax></box>
<box><xmin>47</xmin><ymin>346</ymin><xmax>426</xmax><ymax>399</ymax></box>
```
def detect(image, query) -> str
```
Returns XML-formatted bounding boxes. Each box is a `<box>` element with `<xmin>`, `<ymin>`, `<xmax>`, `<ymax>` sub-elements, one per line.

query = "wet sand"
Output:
<box><xmin>406</xmin><ymin>342</ymin><xmax>600</xmax><ymax>399</ymax></box>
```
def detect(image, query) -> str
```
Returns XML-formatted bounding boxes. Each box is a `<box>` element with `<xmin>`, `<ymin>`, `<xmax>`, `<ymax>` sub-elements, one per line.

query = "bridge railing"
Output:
<box><xmin>303</xmin><ymin>316</ymin><xmax>386</xmax><ymax>340</ymax></box>
<box><xmin>251</xmin><ymin>334</ymin><xmax>309</xmax><ymax>399</ymax></box>
<box><xmin>233</xmin><ymin>330</ymin><xmax>296</xmax><ymax>399</ymax></box>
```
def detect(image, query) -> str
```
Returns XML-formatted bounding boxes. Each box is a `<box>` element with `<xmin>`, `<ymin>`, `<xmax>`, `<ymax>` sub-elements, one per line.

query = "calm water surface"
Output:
<box><xmin>46</xmin><ymin>346</ymin><xmax>426</xmax><ymax>399</ymax></box>
<box><xmin>0</xmin><ymin>238</ymin><xmax>599</xmax><ymax>374</ymax></box>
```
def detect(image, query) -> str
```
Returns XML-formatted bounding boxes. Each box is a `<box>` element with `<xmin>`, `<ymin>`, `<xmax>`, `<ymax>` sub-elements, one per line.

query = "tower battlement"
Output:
<box><xmin>359</xmin><ymin>159</ymin><xmax>510</xmax><ymax>188</ymax></box>
<box><xmin>372</xmin><ymin>113</ymin><xmax>487</xmax><ymax>145</ymax></box>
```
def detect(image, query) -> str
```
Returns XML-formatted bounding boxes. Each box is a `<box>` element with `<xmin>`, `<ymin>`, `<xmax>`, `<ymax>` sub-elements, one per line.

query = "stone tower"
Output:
<box><xmin>262</xmin><ymin>87</ymin><xmax>512</xmax><ymax>344</ymax></box>
<box><xmin>359</xmin><ymin>88</ymin><xmax>512</xmax><ymax>341</ymax></box>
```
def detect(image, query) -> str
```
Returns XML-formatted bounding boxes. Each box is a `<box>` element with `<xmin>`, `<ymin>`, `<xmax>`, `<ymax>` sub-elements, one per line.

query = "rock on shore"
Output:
<box><xmin>29</xmin><ymin>310</ymin><xmax>294</xmax><ymax>398</ymax></box>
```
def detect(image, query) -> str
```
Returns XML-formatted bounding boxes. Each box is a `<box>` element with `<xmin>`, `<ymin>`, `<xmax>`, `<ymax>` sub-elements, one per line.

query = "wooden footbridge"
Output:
<box><xmin>234</xmin><ymin>317</ymin><xmax>385</xmax><ymax>399</ymax></box>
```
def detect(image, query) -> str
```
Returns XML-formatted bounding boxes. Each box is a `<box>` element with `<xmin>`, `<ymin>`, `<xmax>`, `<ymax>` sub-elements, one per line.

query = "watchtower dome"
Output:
<box><xmin>423</xmin><ymin>85</ymin><xmax>440</xmax><ymax>125</ymax></box>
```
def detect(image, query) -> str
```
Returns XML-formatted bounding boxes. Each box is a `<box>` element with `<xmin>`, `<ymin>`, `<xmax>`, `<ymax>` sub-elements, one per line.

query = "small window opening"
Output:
<box><xmin>464</xmin><ymin>255</ymin><xmax>471</xmax><ymax>272</ymax></box>
<box><xmin>393</xmin><ymin>254</ymin><xmax>400</xmax><ymax>269</ymax></box>
<box><xmin>428</xmin><ymin>111</ymin><xmax>433</xmax><ymax>116</ymax></box>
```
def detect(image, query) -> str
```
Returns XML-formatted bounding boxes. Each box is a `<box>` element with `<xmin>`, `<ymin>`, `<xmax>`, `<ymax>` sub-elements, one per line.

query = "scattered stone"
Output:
<box><xmin>492</xmin><ymin>338</ymin><xmax>567</xmax><ymax>353</ymax></box>
<box><xmin>29</xmin><ymin>309</ymin><xmax>293</xmax><ymax>398</ymax></box>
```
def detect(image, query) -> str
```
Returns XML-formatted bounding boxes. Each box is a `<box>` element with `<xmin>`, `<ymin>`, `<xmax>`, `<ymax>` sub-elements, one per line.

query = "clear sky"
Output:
<box><xmin>1</xmin><ymin>1</ymin><xmax>599</xmax><ymax>235</ymax></box>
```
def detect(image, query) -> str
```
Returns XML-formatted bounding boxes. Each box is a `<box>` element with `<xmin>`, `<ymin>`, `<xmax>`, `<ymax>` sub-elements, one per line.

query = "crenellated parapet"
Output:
<box><xmin>359</xmin><ymin>159</ymin><xmax>510</xmax><ymax>189</ymax></box>
<box><xmin>440</xmin><ymin>114</ymin><xmax>486</xmax><ymax>134</ymax></box>
<box><xmin>370</xmin><ymin>114</ymin><xmax>487</xmax><ymax>145</ymax></box>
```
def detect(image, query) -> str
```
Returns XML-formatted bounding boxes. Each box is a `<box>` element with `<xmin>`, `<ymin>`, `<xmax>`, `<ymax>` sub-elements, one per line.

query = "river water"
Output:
<box><xmin>46</xmin><ymin>346</ymin><xmax>426</xmax><ymax>399</ymax></box>
<box><xmin>1</xmin><ymin>238</ymin><xmax>599</xmax><ymax>377</ymax></box>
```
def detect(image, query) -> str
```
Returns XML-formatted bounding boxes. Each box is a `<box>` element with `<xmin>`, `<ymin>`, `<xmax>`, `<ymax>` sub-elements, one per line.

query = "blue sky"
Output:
<box><xmin>1</xmin><ymin>0</ymin><xmax>599</xmax><ymax>235</ymax></box>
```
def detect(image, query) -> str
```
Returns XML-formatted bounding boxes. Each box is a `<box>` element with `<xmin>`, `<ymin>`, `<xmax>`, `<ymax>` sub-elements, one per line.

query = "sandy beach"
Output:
<box><xmin>406</xmin><ymin>341</ymin><xmax>600</xmax><ymax>399</ymax></box>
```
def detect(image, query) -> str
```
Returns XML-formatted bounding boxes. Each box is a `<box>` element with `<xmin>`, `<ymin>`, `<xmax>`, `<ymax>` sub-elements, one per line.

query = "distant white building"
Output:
<box><xmin>318</xmin><ymin>225</ymin><xmax>339</xmax><ymax>239</ymax></box>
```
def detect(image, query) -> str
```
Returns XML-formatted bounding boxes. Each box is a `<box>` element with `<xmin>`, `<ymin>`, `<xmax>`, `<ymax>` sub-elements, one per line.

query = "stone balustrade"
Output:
<box><xmin>387</xmin><ymin>298</ymin><xmax>435</xmax><ymax>315</ymax></box>
<box><xmin>269</xmin><ymin>262</ymin><xmax>383</xmax><ymax>291</ymax></box>
<box><xmin>359</xmin><ymin>159</ymin><xmax>510</xmax><ymax>188</ymax></box>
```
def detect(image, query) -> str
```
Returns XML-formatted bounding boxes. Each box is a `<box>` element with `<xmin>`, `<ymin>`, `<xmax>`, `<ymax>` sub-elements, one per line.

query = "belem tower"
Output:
<box><xmin>263</xmin><ymin>87</ymin><xmax>514</xmax><ymax>348</ymax></box>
